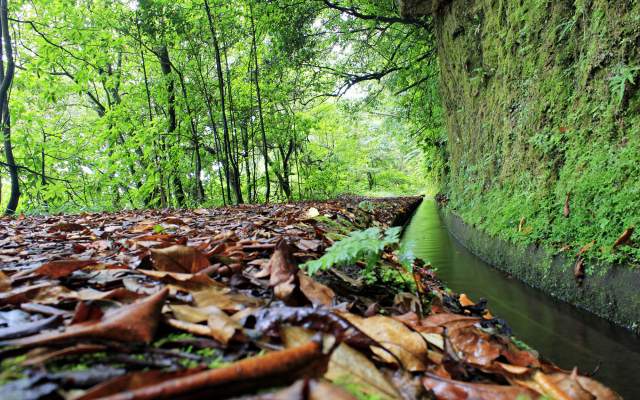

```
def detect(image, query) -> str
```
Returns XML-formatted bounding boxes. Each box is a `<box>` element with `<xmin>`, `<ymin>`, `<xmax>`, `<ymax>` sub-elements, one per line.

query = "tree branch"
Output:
<box><xmin>320</xmin><ymin>0</ymin><xmax>429</xmax><ymax>28</ymax></box>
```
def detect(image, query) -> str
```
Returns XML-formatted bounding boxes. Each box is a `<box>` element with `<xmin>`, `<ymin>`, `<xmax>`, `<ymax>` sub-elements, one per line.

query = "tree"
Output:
<box><xmin>0</xmin><ymin>0</ymin><xmax>18</xmax><ymax>215</ymax></box>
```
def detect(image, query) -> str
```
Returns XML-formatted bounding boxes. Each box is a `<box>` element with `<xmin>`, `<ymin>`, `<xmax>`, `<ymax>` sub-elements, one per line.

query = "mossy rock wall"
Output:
<box><xmin>440</xmin><ymin>207</ymin><xmax>640</xmax><ymax>332</ymax></box>
<box><xmin>434</xmin><ymin>1</ymin><xmax>640</xmax><ymax>269</ymax></box>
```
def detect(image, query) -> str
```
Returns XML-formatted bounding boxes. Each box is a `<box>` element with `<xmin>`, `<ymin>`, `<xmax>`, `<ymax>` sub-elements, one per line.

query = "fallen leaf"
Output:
<box><xmin>149</xmin><ymin>245</ymin><xmax>210</xmax><ymax>273</ymax></box>
<box><xmin>340</xmin><ymin>312</ymin><xmax>429</xmax><ymax>371</ymax></box>
<box><xmin>49</xmin><ymin>222</ymin><xmax>87</xmax><ymax>232</ymax></box>
<box><xmin>303</xmin><ymin>207</ymin><xmax>320</xmax><ymax>219</ymax></box>
<box><xmin>281</xmin><ymin>326</ymin><xmax>401</xmax><ymax>400</ymax></box>
<box><xmin>170</xmin><ymin>304</ymin><xmax>241</xmax><ymax>344</ymax></box>
<box><xmin>613</xmin><ymin>227</ymin><xmax>634</xmax><ymax>250</ymax></box>
<box><xmin>86</xmin><ymin>341</ymin><xmax>328</xmax><ymax>400</ymax></box>
<box><xmin>297</xmin><ymin>270</ymin><xmax>334</xmax><ymax>306</ymax></box>
<box><xmin>3</xmin><ymin>288</ymin><xmax>169</xmax><ymax>347</ymax></box>
<box><xmin>564</xmin><ymin>193</ymin><xmax>571</xmax><ymax>218</ymax></box>
<box><xmin>0</xmin><ymin>315</ymin><xmax>61</xmax><ymax>340</ymax></box>
<box><xmin>192</xmin><ymin>286</ymin><xmax>260</xmax><ymax>312</ymax></box>
<box><xmin>0</xmin><ymin>270</ymin><xmax>10</xmax><ymax>292</ymax></box>
<box><xmin>266</xmin><ymin>240</ymin><xmax>297</xmax><ymax>301</ymax></box>
<box><xmin>77</xmin><ymin>368</ymin><xmax>204</xmax><ymax>400</ymax></box>
<box><xmin>297</xmin><ymin>239</ymin><xmax>322</xmax><ymax>252</ymax></box>
<box><xmin>422</xmin><ymin>373</ymin><xmax>540</xmax><ymax>400</ymax></box>
<box><xmin>459</xmin><ymin>293</ymin><xmax>475</xmax><ymax>307</ymax></box>
<box><xmin>34</xmin><ymin>259</ymin><xmax>96</xmax><ymax>279</ymax></box>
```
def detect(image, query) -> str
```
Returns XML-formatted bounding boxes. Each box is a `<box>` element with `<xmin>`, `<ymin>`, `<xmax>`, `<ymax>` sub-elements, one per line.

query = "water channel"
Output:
<box><xmin>401</xmin><ymin>198</ymin><xmax>640</xmax><ymax>398</ymax></box>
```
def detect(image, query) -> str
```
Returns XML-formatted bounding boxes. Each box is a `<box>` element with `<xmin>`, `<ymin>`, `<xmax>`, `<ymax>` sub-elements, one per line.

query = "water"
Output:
<box><xmin>402</xmin><ymin>198</ymin><xmax>640</xmax><ymax>398</ymax></box>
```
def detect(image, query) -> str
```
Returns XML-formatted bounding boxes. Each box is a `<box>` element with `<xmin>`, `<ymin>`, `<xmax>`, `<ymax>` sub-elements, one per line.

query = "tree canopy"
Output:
<box><xmin>0</xmin><ymin>0</ymin><xmax>443</xmax><ymax>214</ymax></box>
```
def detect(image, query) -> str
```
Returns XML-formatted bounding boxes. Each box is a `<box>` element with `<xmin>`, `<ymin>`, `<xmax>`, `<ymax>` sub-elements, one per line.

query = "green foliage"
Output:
<box><xmin>610</xmin><ymin>64</ymin><xmax>640</xmax><ymax>107</ymax></box>
<box><xmin>441</xmin><ymin>0</ymin><xmax>640</xmax><ymax>268</ymax></box>
<box><xmin>0</xmin><ymin>356</ymin><xmax>26</xmax><ymax>385</ymax></box>
<box><xmin>302</xmin><ymin>226</ymin><xmax>402</xmax><ymax>277</ymax></box>
<box><xmin>332</xmin><ymin>375</ymin><xmax>382</xmax><ymax>400</ymax></box>
<box><xmin>0</xmin><ymin>0</ymin><xmax>438</xmax><ymax>214</ymax></box>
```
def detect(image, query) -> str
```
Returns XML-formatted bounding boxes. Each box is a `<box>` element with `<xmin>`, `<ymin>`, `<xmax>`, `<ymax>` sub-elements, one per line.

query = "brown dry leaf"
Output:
<box><xmin>266</xmin><ymin>240</ymin><xmax>298</xmax><ymax>301</ymax></box>
<box><xmin>34</xmin><ymin>259</ymin><xmax>96</xmax><ymax>278</ymax></box>
<box><xmin>423</xmin><ymin>373</ymin><xmax>540</xmax><ymax>400</ymax></box>
<box><xmin>574</xmin><ymin>257</ymin><xmax>585</xmax><ymax>282</ymax></box>
<box><xmin>297</xmin><ymin>270</ymin><xmax>334</xmax><ymax>306</ymax></box>
<box><xmin>282</xmin><ymin>326</ymin><xmax>401</xmax><ymax>400</ymax></box>
<box><xmin>76</xmin><ymin>287</ymin><xmax>143</xmax><ymax>302</ymax></box>
<box><xmin>448</xmin><ymin>325</ymin><xmax>539</xmax><ymax>369</ymax></box>
<box><xmin>518</xmin><ymin>370</ymin><xmax>621</xmax><ymax>400</ymax></box>
<box><xmin>84</xmin><ymin>341</ymin><xmax>328</xmax><ymax>400</ymax></box>
<box><xmin>0</xmin><ymin>270</ymin><xmax>10</xmax><ymax>292</ymax></box>
<box><xmin>0</xmin><ymin>282</ymin><xmax>72</xmax><ymax>306</ymax></box>
<box><xmin>564</xmin><ymin>193</ymin><xmax>571</xmax><ymax>218</ymax></box>
<box><xmin>447</xmin><ymin>326</ymin><xmax>502</xmax><ymax>367</ymax></box>
<box><xmin>165</xmin><ymin>318</ymin><xmax>211</xmax><ymax>337</ymax></box>
<box><xmin>149</xmin><ymin>245</ymin><xmax>210</xmax><ymax>273</ymax></box>
<box><xmin>4</xmin><ymin>288</ymin><xmax>169</xmax><ymax>347</ymax></box>
<box><xmin>207</xmin><ymin>312</ymin><xmax>241</xmax><ymax>344</ymax></box>
<box><xmin>458</xmin><ymin>293</ymin><xmax>475</xmax><ymax>307</ymax></box>
<box><xmin>192</xmin><ymin>286</ymin><xmax>261</xmax><ymax>312</ymax></box>
<box><xmin>77</xmin><ymin>368</ymin><xmax>204</xmax><ymax>400</ymax></box>
<box><xmin>297</xmin><ymin>239</ymin><xmax>322</xmax><ymax>252</ymax></box>
<box><xmin>340</xmin><ymin>312</ymin><xmax>429</xmax><ymax>371</ymax></box>
<box><xmin>170</xmin><ymin>304</ymin><xmax>241</xmax><ymax>344</ymax></box>
<box><xmin>613</xmin><ymin>227</ymin><xmax>634</xmax><ymax>250</ymax></box>
<box><xmin>49</xmin><ymin>222</ymin><xmax>87</xmax><ymax>232</ymax></box>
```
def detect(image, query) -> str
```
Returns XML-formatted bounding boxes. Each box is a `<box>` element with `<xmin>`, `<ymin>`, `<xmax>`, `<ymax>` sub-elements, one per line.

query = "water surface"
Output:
<box><xmin>402</xmin><ymin>199</ymin><xmax>640</xmax><ymax>398</ymax></box>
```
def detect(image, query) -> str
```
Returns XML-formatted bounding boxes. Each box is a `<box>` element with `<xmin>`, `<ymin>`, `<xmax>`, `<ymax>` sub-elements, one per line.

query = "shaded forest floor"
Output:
<box><xmin>0</xmin><ymin>197</ymin><xmax>620</xmax><ymax>399</ymax></box>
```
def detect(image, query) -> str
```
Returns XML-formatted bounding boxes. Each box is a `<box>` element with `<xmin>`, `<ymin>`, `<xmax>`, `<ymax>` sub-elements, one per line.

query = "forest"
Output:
<box><xmin>1</xmin><ymin>0</ymin><xmax>639</xmax><ymax>399</ymax></box>
<box><xmin>0</xmin><ymin>0</ymin><xmax>443</xmax><ymax>214</ymax></box>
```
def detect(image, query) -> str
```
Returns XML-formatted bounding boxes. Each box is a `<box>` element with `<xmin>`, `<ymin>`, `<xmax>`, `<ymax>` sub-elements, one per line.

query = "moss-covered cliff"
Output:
<box><xmin>433</xmin><ymin>0</ymin><xmax>640</xmax><ymax>270</ymax></box>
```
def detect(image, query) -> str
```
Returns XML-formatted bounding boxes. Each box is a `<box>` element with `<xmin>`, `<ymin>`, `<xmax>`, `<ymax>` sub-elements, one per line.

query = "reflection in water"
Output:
<box><xmin>402</xmin><ymin>199</ymin><xmax>640</xmax><ymax>398</ymax></box>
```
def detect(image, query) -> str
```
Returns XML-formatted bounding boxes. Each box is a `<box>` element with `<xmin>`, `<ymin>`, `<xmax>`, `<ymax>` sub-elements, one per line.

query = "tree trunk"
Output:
<box><xmin>0</xmin><ymin>0</ymin><xmax>19</xmax><ymax>215</ymax></box>
<box><xmin>204</xmin><ymin>0</ymin><xmax>242</xmax><ymax>204</ymax></box>
<box><xmin>249</xmin><ymin>4</ymin><xmax>271</xmax><ymax>203</ymax></box>
<box><xmin>195</xmin><ymin>52</ymin><xmax>228</xmax><ymax>205</ymax></box>
<box><xmin>157</xmin><ymin>45</ymin><xmax>186</xmax><ymax>207</ymax></box>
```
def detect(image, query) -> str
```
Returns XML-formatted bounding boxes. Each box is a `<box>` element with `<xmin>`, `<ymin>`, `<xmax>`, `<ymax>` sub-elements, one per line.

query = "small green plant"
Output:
<box><xmin>302</xmin><ymin>227</ymin><xmax>402</xmax><ymax>277</ymax></box>
<box><xmin>333</xmin><ymin>375</ymin><xmax>382</xmax><ymax>400</ymax></box>
<box><xmin>610</xmin><ymin>64</ymin><xmax>640</xmax><ymax>106</ymax></box>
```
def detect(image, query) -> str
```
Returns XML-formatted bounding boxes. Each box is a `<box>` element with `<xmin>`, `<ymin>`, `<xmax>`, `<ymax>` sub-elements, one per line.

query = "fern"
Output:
<box><xmin>610</xmin><ymin>64</ymin><xmax>640</xmax><ymax>107</ymax></box>
<box><xmin>302</xmin><ymin>226</ymin><xmax>402</xmax><ymax>276</ymax></box>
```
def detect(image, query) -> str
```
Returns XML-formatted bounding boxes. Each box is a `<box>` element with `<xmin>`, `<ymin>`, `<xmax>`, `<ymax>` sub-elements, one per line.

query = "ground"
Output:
<box><xmin>0</xmin><ymin>197</ymin><xmax>620</xmax><ymax>399</ymax></box>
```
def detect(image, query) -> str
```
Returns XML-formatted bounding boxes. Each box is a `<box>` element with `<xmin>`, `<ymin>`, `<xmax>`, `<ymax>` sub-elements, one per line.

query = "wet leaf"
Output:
<box><xmin>340</xmin><ymin>312</ymin><xmax>429</xmax><ymax>371</ymax></box>
<box><xmin>0</xmin><ymin>314</ymin><xmax>61</xmax><ymax>340</ymax></box>
<box><xmin>34</xmin><ymin>259</ymin><xmax>97</xmax><ymax>279</ymax></box>
<box><xmin>422</xmin><ymin>373</ymin><xmax>540</xmax><ymax>400</ymax></box>
<box><xmin>149</xmin><ymin>245</ymin><xmax>210</xmax><ymax>273</ymax></box>
<box><xmin>266</xmin><ymin>240</ymin><xmax>298</xmax><ymax>301</ymax></box>
<box><xmin>77</xmin><ymin>368</ymin><xmax>204</xmax><ymax>400</ymax></box>
<box><xmin>612</xmin><ymin>227</ymin><xmax>634</xmax><ymax>250</ymax></box>
<box><xmin>84</xmin><ymin>341</ymin><xmax>328</xmax><ymax>400</ymax></box>
<box><xmin>3</xmin><ymin>288</ymin><xmax>169</xmax><ymax>347</ymax></box>
<box><xmin>281</xmin><ymin>326</ymin><xmax>401</xmax><ymax>400</ymax></box>
<box><xmin>297</xmin><ymin>270</ymin><xmax>334</xmax><ymax>306</ymax></box>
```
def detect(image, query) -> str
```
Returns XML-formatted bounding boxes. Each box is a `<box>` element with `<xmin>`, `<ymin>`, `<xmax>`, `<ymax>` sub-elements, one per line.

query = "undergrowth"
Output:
<box><xmin>302</xmin><ymin>226</ymin><xmax>415</xmax><ymax>288</ymax></box>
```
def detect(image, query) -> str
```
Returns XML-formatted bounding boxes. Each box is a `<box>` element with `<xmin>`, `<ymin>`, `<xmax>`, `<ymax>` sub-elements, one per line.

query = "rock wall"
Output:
<box><xmin>432</xmin><ymin>1</ymin><xmax>640</xmax><ymax>270</ymax></box>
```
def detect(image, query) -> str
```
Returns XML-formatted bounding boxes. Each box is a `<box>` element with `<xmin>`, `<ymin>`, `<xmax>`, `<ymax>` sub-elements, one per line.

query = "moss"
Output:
<box><xmin>436</xmin><ymin>0</ymin><xmax>640</xmax><ymax>272</ymax></box>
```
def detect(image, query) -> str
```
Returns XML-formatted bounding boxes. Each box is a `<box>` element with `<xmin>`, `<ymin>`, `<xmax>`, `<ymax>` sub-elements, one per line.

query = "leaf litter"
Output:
<box><xmin>0</xmin><ymin>197</ymin><xmax>621</xmax><ymax>399</ymax></box>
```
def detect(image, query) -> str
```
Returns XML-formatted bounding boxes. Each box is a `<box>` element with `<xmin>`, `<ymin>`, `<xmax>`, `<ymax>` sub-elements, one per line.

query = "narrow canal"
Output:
<box><xmin>401</xmin><ymin>198</ymin><xmax>640</xmax><ymax>398</ymax></box>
